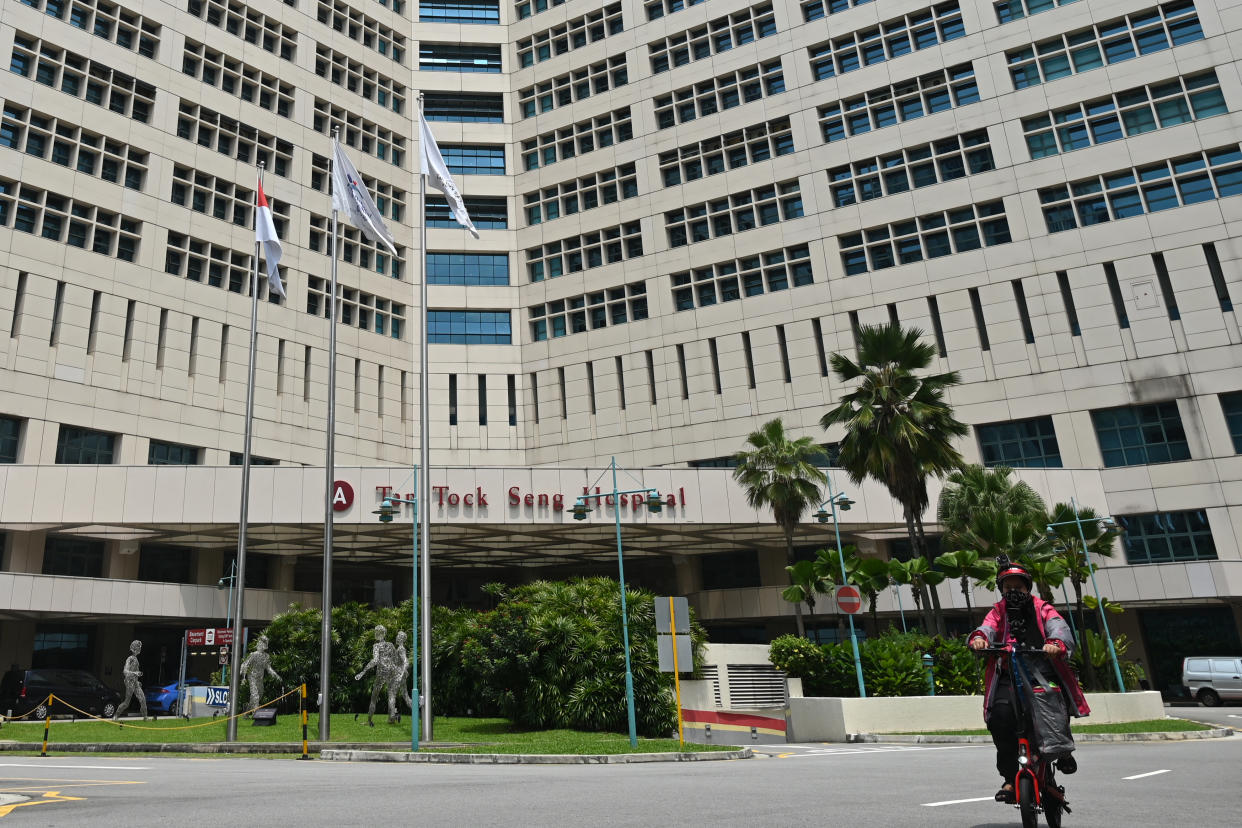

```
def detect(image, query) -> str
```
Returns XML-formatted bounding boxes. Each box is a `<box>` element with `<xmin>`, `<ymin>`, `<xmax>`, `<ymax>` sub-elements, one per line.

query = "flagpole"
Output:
<box><xmin>417</xmin><ymin>94</ymin><xmax>433</xmax><ymax>743</ymax></box>
<box><xmin>320</xmin><ymin>132</ymin><xmax>341</xmax><ymax>741</ymax></box>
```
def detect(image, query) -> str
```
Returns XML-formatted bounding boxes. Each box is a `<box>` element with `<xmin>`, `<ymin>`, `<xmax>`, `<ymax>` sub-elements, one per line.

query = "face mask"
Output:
<box><xmin>1004</xmin><ymin>588</ymin><xmax>1033</xmax><ymax>611</ymax></box>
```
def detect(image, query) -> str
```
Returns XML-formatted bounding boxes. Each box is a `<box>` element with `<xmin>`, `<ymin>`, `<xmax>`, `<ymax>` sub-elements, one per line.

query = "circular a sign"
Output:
<box><xmin>331</xmin><ymin>480</ymin><xmax>355</xmax><ymax>512</ymax></box>
<box><xmin>836</xmin><ymin>585</ymin><xmax>863</xmax><ymax>615</ymax></box>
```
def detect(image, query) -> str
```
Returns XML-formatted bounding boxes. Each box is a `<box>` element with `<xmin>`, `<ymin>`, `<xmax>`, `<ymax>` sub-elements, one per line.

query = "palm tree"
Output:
<box><xmin>935</xmin><ymin>549</ymin><xmax>996</xmax><ymax>625</ymax></box>
<box><xmin>782</xmin><ymin>560</ymin><xmax>834</xmax><ymax>640</ymax></box>
<box><xmin>888</xmin><ymin>557</ymin><xmax>946</xmax><ymax>632</ymax></box>
<box><xmin>733</xmin><ymin>418</ymin><xmax>828</xmax><ymax>638</ymax></box>
<box><xmin>938</xmin><ymin>465</ymin><xmax>1047</xmax><ymax>547</ymax></box>
<box><xmin>821</xmin><ymin>322</ymin><xmax>967</xmax><ymax>636</ymax></box>
<box><xmin>1046</xmin><ymin>502</ymin><xmax>1121</xmax><ymax>642</ymax></box>
<box><xmin>847</xmin><ymin>552</ymin><xmax>895</xmax><ymax>636</ymax></box>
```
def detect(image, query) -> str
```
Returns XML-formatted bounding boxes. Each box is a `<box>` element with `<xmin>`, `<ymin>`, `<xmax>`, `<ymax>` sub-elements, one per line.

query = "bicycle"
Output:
<box><xmin>975</xmin><ymin>645</ymin><xmax>1073</xmax><ymax>828</ymax></box>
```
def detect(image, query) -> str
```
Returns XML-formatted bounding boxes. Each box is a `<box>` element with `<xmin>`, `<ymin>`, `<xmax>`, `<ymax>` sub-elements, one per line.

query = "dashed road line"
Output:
<box><xmin>1123</xmin><ymin>769</ymin><xmax>1170</xmax><ymax>780</ymax></box>
<box><xmin>0</xmin><ymin>763</ymin><xmax>149</xmax><ymax>770</ymax></box>
<box><xmin>922</xmin><ymin>796</ymin><xmax>995</xmax><ymax>807</ymax></box>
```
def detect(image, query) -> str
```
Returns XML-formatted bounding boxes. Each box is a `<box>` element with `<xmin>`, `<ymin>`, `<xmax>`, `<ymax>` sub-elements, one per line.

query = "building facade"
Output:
<box><xmin>1</xmin><ymin>0</ymin><xmax>1241</xmax><ymax>696</ymax></box>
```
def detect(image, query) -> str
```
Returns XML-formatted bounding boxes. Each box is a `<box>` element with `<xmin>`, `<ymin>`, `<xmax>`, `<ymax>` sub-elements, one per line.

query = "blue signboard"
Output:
<box><xmin>205</xmin><ymin>686</ymin><xmax>230</xmax><ymax>708</ymax></box>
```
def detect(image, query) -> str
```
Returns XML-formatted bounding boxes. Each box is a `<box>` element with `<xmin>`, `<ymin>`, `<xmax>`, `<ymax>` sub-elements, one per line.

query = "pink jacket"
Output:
<box><xmin>969</xmin><ymin>596</ymin><xmax>1091</xmax><ymax>720</ymax></box>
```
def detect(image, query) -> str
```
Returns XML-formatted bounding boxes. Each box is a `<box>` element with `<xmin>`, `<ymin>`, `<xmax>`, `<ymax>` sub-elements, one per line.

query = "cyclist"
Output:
<box><xmin>968</xmin><ymin>559</ymin><xmax>1090</xmax><ymax>803</ymax></box>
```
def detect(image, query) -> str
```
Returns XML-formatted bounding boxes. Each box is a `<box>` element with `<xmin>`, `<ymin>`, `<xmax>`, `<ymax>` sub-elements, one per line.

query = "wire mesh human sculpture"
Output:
<box><xmin>113</xmin><ymin>639</ymin><xmax>148</xmax><ymax>720</ymax></box>
<box><xmin>239</xmin><ymin>635</ymin><xmax>282</xmax><ymax>716</ymax></box>
<box><xmin>354</xmin><ymin>624</ymin><xmax>401</xmax><ymax>725</ymax></box>
<box><xmin>395</xmin><ymin>630</ymin><xmax>413</xmax><ymax>711</ymax></box>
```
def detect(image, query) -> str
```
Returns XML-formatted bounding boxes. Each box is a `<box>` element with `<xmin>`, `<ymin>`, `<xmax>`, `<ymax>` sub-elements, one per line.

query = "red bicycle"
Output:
<box><xmin>977</xmin><ymin>645</ymin><xmax>1072</xmax><ymax>828</ymax></box>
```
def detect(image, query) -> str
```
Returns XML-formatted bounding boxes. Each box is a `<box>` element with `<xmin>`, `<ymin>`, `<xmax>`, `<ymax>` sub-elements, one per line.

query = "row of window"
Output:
<box><xmin>427</xmin><ymin>253</ymin><xmax>509</xmax><ymax>286</ymax></box>
<box><xmin>428</xmin><ymin>196</ymin><xmax>508</xmax><ymax>229</ymax></box>
<box><xmin>656</xmin><ymin>60</ymin><xmax>785</xmax><ymax>129</ymax></box>
<box><xmin>819</xmin><ymin>64</ymin><xmax>979</xmax><ymax>143</ymax></box>
<box><xmin>312</xmin><ymin>100</ymin><xmax>405</xmax><ymax>168</ymax></box>
<box><xmin>306</xmin><ymin>277</ymin><xmax>406</xmax><ymax>338</ymax></box>
<box><xmin>422</xmin><ymin>0</ymin><xmax>498</xmax><ymax>24</ymax></box>
<box><xmin>518</xmin><ymin>3</ymin><xmax>622</xmax><ymax>67</ymax></box>
<box><xmin>995</xmin><ymin>0</ymin><xmax>1078</xmax><ymax>24</ymax></box>
<box><xmin>317</xmin><ymin>0</ymin><xmax>405</xmax><ymax>64</ymax></box>
<box><xmin>308</xmin><ymin>215</ymin><xmax>406</xmax><ymax>280</ymax></box>
<box><xmin>315</xmin><ymin>44</ymin><xmax>407</xmax><ymax>114</ymax></box>
<box><xmin>165</xmin><ymin>232</ymin><xmax>283</xmax><ymax>300</ymax></box>
<box><xmin>10</xmin><ymin>33</ymin><xmax>155</xmax><ymax>123</ymax></box>
<box><xmin>1023</xmin><ymin>70</ymin><xmax>1227</xmax><ymax>160</ymax></box>
<box><xmin>420</xmin><ymin>43</ymin><xmax>499</xmax><ymax>73</ymax></box>
<box><xmin>829</xmin><ymin>130</ymin><xmax>993</xmax><ymax>208</ymax></box>
<box><xmin>177</xmin><ymin>102</ymin><xmax>294</xmax><ymax>177</ymax></box>
<box><xmin>529</xmin><ymin>282</ymin><xmax>649</xmax><ymax>341</ymax></box>
<box><xmin>0</xmin><ymin>104</ymin><xmax>147</xmax><ymax>191</ymax></box>
<box><xmin>18</xmin><ymin>0</ymin><xmax>160</xmax><ymax>58</ymax></box>
<box><xmin>428</xmin><ymin>310</ymin><xmax>511</xmax><ymax>344</ymax></box>
<box><xmin>801</xmin><ymin>0</ymin><xmax>872</xmax><ymax>23</ymax></box>
<box><xmin>809</xmin><ymin>1</ymin><xmax>965</xmax><ymax>81</ymax></box>
<box><xmin>187</xmin><ymin>0</ymin><xmax>297</xmax><ymax>62</ymax></box>
<box><xmin>526</xmin><ymin>222</ymin><xmax>644</xmax><ymax>282</ymax></box>
<box><xmin>183</xmin><ymin>40</ymin><xmax>294</xmax><ymax>118</ymax></box>
<box><xmin>524</xmin><ymin>164</ymin><xmax>638</xmax><ymax>226</ymax></box>
<box><xmin>521</xmin><ymin>107</ymin><xmax>634</xmax><ymax>172</ymax></box>
<box><xmin>840</xmin><ymin>201</ymin><xmax>1011</xmax><ymax>275</ymax></box>
<box><xmin>665</xmin><ymin>182</ymin><xmax>804</xmax><ymax>248</ymax></box>
<box><xmin>308</xmin><ymin>158</ymin><xmax>405</xmax><ymax>225</ymax></box>
<box><xmin>672</xmin><ymin>246</ymin><xmax>814</xmax><ymax>311</ymax></box>
<box><xmin>519</xmin><ymin>55</ymin><xmax>628</xmax><ymax>118</ymax></box>
<box><xmin>649</xmin><ymin>4</ymin><xmax>777</xmax><ymax>74</ymax></box>
<box><xmin>0</xmin><ymin>179</ymin><xmax>140</xmax><ymax>261</ymax></box>
<box><xmin>659</xmin><ymin>117</ymin><xmax>794</xmax><ymax>187</ymax></box>
<box><xmin>1040</xmin><ymin>145</ymin><xmax>1242</xmax><ymax>234</ymax></box>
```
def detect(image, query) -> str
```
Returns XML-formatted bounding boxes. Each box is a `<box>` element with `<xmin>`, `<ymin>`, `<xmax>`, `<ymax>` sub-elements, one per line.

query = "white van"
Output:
<box><xmin>1182</xmin><ymin>657</ymin><xmax>1242</xmax><ymax>706</ymax></box>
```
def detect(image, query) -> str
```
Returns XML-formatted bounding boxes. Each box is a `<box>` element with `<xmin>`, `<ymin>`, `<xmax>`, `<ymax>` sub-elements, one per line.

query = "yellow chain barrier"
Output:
<box><xmin>49</xmin><ymin>685</ymin><xmax>303</xmax><ymax>731</ymax></box>
<box><xmin>0</xmin><ymin>694</ymin><xmax>54</xmax><ymax>722</ymax></box>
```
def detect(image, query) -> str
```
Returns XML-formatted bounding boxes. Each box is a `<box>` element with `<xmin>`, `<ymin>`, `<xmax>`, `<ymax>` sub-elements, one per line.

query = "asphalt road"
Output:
<box><xmin>1163</xmin><ymin>703</ymin><xmax>1242</xmax><ymax>728</ymax></box>
<box><xmin>1</xmin><ymin>736</ymin><xmax>1239</xmax><ymax>826</ymax></box>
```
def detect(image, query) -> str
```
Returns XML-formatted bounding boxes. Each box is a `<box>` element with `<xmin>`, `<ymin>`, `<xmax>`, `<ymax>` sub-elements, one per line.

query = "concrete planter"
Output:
<box><xmin>788</xmin><ymin>691</ymin><xmax>1166</xmax><ymax>742</ymax></box>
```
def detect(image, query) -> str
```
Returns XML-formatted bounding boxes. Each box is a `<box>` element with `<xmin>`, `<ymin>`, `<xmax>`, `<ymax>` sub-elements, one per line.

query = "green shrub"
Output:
<box><xmin>860</xmin><ymin>636</ymin><xmax>925</xmax><ymax>696</ymax></box>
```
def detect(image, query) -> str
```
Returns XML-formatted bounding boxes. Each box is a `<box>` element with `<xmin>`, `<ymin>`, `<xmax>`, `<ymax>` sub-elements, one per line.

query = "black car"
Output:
<box><xmin>0</xmin><ymin>668</ymin><xmax>121</xmax><ymax>720</ymax></box>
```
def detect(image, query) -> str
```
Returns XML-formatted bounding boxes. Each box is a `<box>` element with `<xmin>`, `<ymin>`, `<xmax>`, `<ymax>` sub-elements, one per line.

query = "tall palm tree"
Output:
<box><xmin>782</xmin><ymin>560</ymin><xmax>834</xmax><ymax>640</ymax></box>
<box><xmin>733</xmin><ymin>418</ymin><xmax>828</xmax><ymax>638</ymax></box>
<box><xmin>821</xmin><ymin>322</ymin><xmax>967</xmax><ymax>635</ymax></box>
<box><xmin>938</xmin><ymin>464</ymin><xmax>1047</xmax><ymax>548</ymax></box>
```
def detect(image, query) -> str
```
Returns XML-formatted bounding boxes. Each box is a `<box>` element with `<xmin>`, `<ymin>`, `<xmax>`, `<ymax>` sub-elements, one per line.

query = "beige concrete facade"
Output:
<box><xmin>2</xmin><ymin>0</ymin><xmax>1242</xmax><ymax>691</ymax></box>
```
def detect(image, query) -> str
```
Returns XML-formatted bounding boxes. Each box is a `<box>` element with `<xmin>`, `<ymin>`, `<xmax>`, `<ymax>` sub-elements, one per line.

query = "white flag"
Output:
<box><xmin>255</xmin><ymin>180</ymin><xmax>285</xmax><ymax>298</ymax></box>
<box><xmin>331</xmin><ymin>140</ymin><xmax>399</xmax><ymax>256</ymax></box>
<box><xmin>419</xmin><ymin>110</ymin><xmax>479</xmax><ymax>239</ymax></box>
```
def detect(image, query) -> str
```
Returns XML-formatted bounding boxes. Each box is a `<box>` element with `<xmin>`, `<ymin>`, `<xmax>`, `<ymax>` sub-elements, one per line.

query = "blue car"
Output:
<box><xmin>144</xmin><ymin>678</ymin><xmax>206</xmax><ymax>715</ymax></box>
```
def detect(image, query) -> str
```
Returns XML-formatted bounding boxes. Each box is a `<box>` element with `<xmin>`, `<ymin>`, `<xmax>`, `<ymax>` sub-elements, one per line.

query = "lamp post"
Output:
<box><xmin>373</xmin><ymin>466</ymin><xmax>420</xmax><ymax>752</ymax></box>
<box><xmin>1045</xmin><ymin>497</ymin><xmax>1126</xmax><ymax>693</ymax></box>
<box><xmin>567</xmin><ymin>458</ymin><xmax>665</xmax><ymax>749</ymax></box>
<box><xmin>813</xmin><ymin>475</ymin><xmax>866</xmax><ymax>698</ymax></box>
<box><xmin>217</xmin><ymin>559</ymin><xmax>236</xmax><ymax>685</ymax></box>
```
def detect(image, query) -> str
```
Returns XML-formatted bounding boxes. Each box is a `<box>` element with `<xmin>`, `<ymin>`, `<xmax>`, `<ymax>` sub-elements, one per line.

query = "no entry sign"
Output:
<box><xmin>836</xmin><ymin>586</ymin><xmax>863</xmax><ymax>615</ymax></box>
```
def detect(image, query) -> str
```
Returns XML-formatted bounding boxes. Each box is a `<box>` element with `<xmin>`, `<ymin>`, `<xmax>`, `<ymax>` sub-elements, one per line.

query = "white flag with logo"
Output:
<box><xmin>330</xmin><ymin>140</ymin><xmax>399</xmax><ymax>256</ymax></box>
<box><xmin>255</xmin><ymin>179</ymin><xmax>285</xmax><ymax>298</ymax></box>
<box><xmin>419</xmin><ymin>110</ymin><xmax>479</xmax><ymax>239</ymax></box>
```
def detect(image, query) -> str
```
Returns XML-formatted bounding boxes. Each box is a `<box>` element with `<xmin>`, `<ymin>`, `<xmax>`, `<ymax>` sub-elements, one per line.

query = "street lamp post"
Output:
<box><xmin>813</xmin><ymin>475</ymin><xmax>866</xmax><ymax>699</ymax></box>
<box><xmin>568</xmin><ymin>458</ymin><xmax>665</xmax><ymax>749</ymax></box>
<box><xmin>1046</xmin><ymin>497</ymin><xmax>1126</xmax><ymax>693</ymax></box>
<box><xmin>217</xmin><ymin>560</ymin><xmax>236</xmax><ymax>685</ymax></box>
<box><xmin>373</xmin><ymin>466</ymin><xmax>420</xmax><ymax>752</ymax></box>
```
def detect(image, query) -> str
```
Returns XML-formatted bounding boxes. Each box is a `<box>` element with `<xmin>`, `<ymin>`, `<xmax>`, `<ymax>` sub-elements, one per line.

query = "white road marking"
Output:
<box><xmin>922</xmin><ymin>796</ymin><xmax>995</xmax><ymax>807</ymax></box>
<box><xmin>1227</xmin><ymin>714</ymin><xmax>1241</xmax><ymax>719</ymax></box>
<box><xmin>0</xmin><ymin>763</ymin><xmax>150</xmax><ymax>770</ymax></box>
<box><xmin>1123</xmin><ymin>769</ymin><xmax>1171</xmax><ymax>780</ymax></box>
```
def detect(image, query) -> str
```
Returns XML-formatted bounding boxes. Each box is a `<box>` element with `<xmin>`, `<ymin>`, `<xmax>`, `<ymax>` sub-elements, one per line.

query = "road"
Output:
<box><xmin>1163</xmin><ymin>703</ymin><xmax>1242</xmax><ymax>728</ymax></box>
<box><xmin>1</xmin><ymin>736</ymin><xmax>1239</xmax><ymax>826</ymax></box>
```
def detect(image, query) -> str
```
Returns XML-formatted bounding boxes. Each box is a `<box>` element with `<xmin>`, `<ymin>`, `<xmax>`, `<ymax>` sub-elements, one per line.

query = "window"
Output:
<box><xmin>440</xmin><ymin>145</ymin><xmax>505</xmax><ymax>176</ymax></box>
<box><xmin>184</xmin><ymin>40</ymin><xmax>294</xmax><ymax>117</ymax></box>
<box><xmin>525</xmin><ymin>164</ymin><xmax>638</xmax><ymax>225</ymax></box>
<box><xmin>229</xmin><ymin>452</ymin><xmax>277</xmax><ymax>465</ymax></box>
<box><xmin>0</xmin><ymin>176</ymin><xmax>141</xmax><ymax>261</ymax></box>
<box><xmin>317</xmin><ymin>0</ymin><xmax>404</xmax><ymax>63</ymax></box>
<box><xmin>829</xmin><ymin>130</ymin><xmax>993</xmax><ymax>207</ymax></box>
<box><xmin>521</xmin><ymin>107</ymin><xmax>633</xmax><ymax>171</ymax></box>
<box><xmin>312</xmin><ymin>99</ymin><xmax>404</xmax><ymax>168</ymax></box>
<box><xmin>1</xmin><ymin>104</ymin><xmax>148</xmax><ymax>190</ymax></box>
<box><xmin>306</xmin><ymin>276</ymin><xmax>405</xmax><ymax>338</ymax></box>
<box><xmin>527</xmin><ymin>222</ymin><xmax>643</xmax><ymax>282</ymax></box>
<box><xmin>1006</xmin><ymin>1</ymin><xmax>1204</xmax><ymax>90</ymax></box>
<box><xmin>423</xmin><ymin>92</ymin><xmax>502</xmax><ymax>122</ymax></box>
<box><xmin>427</xmin><ymin>253</ymin><xmax>509</xmax><ymax>286</ymax></box>
<box><xmin>30</xmin><ymin>0</ymin><xmax>161</xmax><ymax>57</ymax></box>
<box><xmin>654</xmin><ymin>61</ymin><xmax>784</xmax><ymax>128</ymax></box>
<box><xmin>818</xmin><ymin>64</ymin><xmax>979</xmax><ymax>143</ymax></box>
<box><xmin>428</xmin><ymin>310</ymin><xmax>511</xmax><ymax>344</ymax></box>
<box><xmin>1022</xmin><ymin>71</ymin><xmax>1227</xmax><ymax>160</ymax></box>
<box><xmin>308</xmin><ymin>212</ymin><xmax>406</xmax><ymax>280</ymax></box>
<box><xmin>1221</xmin><ymin>392</ymin><xmax>1242</xmax><ymax>453</ymax></box>
<box><xmin>801</xmin><ymin>0</ymin><xmax>873</xmax><ymax>23</ymax></box>
<box><xmin>518</xmin><ymin>4</ymin><xmax>622</xmax><ymax>66</ymax></box>
<box><xmin>422</xmin><ymin>0</ymin><xmax>500</xmax><ymax>23</ymax></box>
<box><xmin>529</xmin><ymin>282</ymin><xmax>647</xmax><ymax>341</ymax></box>
<box><xmin>41</xmin><ymin>537</ymin><xmax>105</xmax><ymax>577</ymax></box>
<box><xmin>9</xmin><ymin>33</ymin><xmax>156</xmax><ymax>122</ymax></box>
<box><xmin>645</xmin><ymin>0</ymin><xmax>706</xmax><ymax>20</ymax></box>
<box><xmin>808</xmin><ymin>2</ymin><xmax>966</xmax><ymax>81</ymax></box>
<box><xmin>171</xmin><ymin>166</ymin><xmax>267</xmax><ymax>229</ymax></box>
<box><xmin>666</xmin><ymin>181</ymin><xmax>803</xmax><ymax>247</ymax></box>
<box><xmin>187</xmin><ymin>0</ymin><xmax>297</xmax><ymax>61</ymax></box>
<box><xmin>427</xmin><ymin>196</ymin><xmax>505</xmax><ymax>229</ymax></box>
<box><xmin>420</xmin><ymin>43</ymin><xmax>501</xmax><ymax>73</ymax></box>
<box><xmin>137</xmin><ymin>545</ymin><xmax>195</xmax><ymax>583</ymax></box>
<box><xmin>519</xmin><ymin>55</ymin><xmax>628</xmax><ymax>117</ymax></box>
<box><xmin>1092</xmin><ymin>402</ymin><xmax>1191</xmax><ymax>466</ymax></box>
<box><xmin>995</xmin><ymin>0</ymin><xmax>1080</xmax><ymax>24</ymax></box>
<box><xmin>148</xmin><ymin>440</ymin><xmax>199</xmax><ymax>465</ymax></box>
<box><xmin>516</xmin><ymin>0</ymin><xmax>567</xmax><ymax>19</ymax></box>
<box><xmin>1039</xmin><ymin>145</ymin><xmax>1242</xmax><ymax>233</ymax></box>
<box><xmin>0</xmin><ymin>415</ymin><xmax>21</xmax><ymax>463</ymax></box>
<box><xmin>838</xmin><ymin>201</ymin><xmax>1011</xmax><ymax>275</ymax></box>
<box><xmin>978</xmin><ymin>417</ymin><xmax>1062</xmax><ymax>467</ymax></box>
<box><xmin>660</xmin><ymin>117</ymin><xmax>794</xmax><ymax>187</ymax></box>
<box><xmin>1118</xmin><ymin>510</ymin><xmax>1216</xmax><ymax>564</ymax></box>
<box><xmin>649</xmin><ymin>5</ymin><xmax>777</xmax><ymax>74</ymax></box>
<box><xmin>671</xmin><ymin>245</ymin><xmax>814</xmax><ymax>311</ymax></box>
<box><xmin>178</xmin><ymin>102</ymin><xmax>295</xmax><ymax>175</ymax></box>
<box><xmin>315</xmin><ymin>44</ymin><xmax>406</xmax><ymax>113</ymax></box>
<box><xmin>55</xmin><ymin>426</ymin><xmax>116</xmax><ymax>463</ymax></box>
<box><xmin>166</xmin><ymin>231</ymin><xmax>283</xmax><ymax>302</ymax></box>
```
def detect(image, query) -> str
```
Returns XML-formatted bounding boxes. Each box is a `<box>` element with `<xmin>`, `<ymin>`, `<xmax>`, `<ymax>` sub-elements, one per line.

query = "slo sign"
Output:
<box><xmin>836</xmin><ymin>586</ymin><xmax>863</xmax><ymax>615</ymax></box>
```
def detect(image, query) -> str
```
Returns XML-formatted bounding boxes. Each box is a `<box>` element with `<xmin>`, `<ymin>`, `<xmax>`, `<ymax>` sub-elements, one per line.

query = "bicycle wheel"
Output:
<box><xmin>1043</xmin><ymin>769</ymin><xmax>1064</xmax><ymax>828</ymax></box>
<box><xmin>1018</xmin><ymin>776</ymin><xmax>1038</xmax><ymax>828</ymax></box>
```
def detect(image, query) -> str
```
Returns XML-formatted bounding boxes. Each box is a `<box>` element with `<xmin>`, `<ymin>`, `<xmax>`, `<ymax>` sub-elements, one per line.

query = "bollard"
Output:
<box><xmin>41</xmin><ymin>696</ymin><xmax>51</xmax><ymax>757</ymax></box>
<box><xmin>298</xmin><ymin>683</ymin><xmax>311</xmax><ymax>760</ymax></box>
<box><xmin>922</xmin><ymin>653</ymin><xmax>935</xmax><ymax>696</ymax></box>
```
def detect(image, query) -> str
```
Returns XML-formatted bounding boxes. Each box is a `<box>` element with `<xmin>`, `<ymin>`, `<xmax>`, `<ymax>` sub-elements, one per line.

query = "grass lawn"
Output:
<box><xmin>892</xmin><ymin>718</ymin><xmax>1215</xmax><ymax>736</ymax></box>
<box><xmin>0</xmin><ymin>714</ymin><xmax>737</xmax><ymax>754</ymax></box>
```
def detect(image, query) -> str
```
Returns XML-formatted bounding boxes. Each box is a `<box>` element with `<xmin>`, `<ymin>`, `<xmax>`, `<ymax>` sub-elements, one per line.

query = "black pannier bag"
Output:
<box><xmin>1018</xmin><ymin>658</ymin><xmax>1075</xmax><ymax>759</ymax></box>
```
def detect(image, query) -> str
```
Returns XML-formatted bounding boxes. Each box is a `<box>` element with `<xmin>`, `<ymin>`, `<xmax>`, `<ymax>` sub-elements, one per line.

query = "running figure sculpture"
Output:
<box><xmin>239</xmin><ymin>635</ymin><xmax>282</xmax><ymax>716</ymax></box>
<box><xmin>355</xmin><ymin>624</ymin><xmax>400</xmax><ymax>725</ymax></box>
<box><xmin>113</xmin><ymin>639</ymin><xmax>148</xmax><ymax>720</ymax></box>
<box><xmin>394</xmin><ymin>630</ymin><xmax>413</xmax><ymax>711</ymax></box>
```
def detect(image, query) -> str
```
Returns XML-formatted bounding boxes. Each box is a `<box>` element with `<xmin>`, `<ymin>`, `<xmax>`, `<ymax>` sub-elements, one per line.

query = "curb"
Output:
<box><xmin>0</xmin><ymin>741</ymin><xmax>463</xmax><ymax>755</ymax></box>
<box><xmin>847</xmin><ymin>727</ymin><xmax>1234</xmax><ymax>744</ymax></box>
<box><xmin>319</xmin><ymin>748</ymin><xmax>754</xmax><ymax>764</ymax></box>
